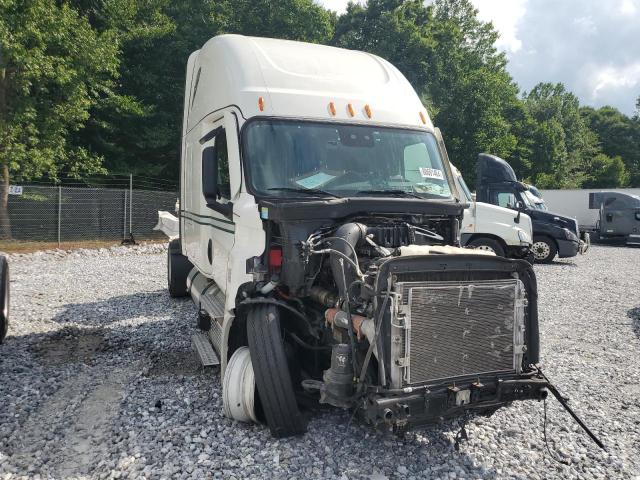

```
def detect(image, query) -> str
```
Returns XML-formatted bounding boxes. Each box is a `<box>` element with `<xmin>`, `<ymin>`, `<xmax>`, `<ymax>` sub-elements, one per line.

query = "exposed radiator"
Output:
<box><xmin>390</xmin><ymin>278</ymin><xmax>526</xmax><ymax>387</ymax></box>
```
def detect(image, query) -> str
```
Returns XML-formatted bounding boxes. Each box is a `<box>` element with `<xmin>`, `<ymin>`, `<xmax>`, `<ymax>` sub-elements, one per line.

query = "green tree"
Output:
<box><xmin>522</xmin><ymin>83</ymin><xmax>599</xmax><ymax>188</ymax></box>
<box><xmin>0</xmin><ymin>0</ymin><xmax>120</xmax><ymax>237</ymax></box>
<box><xmin>581</xmin><ymin>105</ymin><xmax>640</xmax><ymax>187</ymax></box>
<box><xmin>581</xmin><ymin>153</ymin><xmax>629</xmax><ymax>188</ymax></box>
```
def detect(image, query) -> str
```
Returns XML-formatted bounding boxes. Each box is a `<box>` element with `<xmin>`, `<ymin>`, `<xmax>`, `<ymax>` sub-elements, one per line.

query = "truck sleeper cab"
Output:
<box><xmin>475</xmin><ymin>154</ymin><xmax>589</xmax><ymax>263</ymax></box>
<box><xmin>169</xmin><ymin>35</ymin><xmax>547</xmax><ymax>438</ymax></box>
<box><xmin>451</xmin><ymin>165</ymin><xmax>533</xmax><ymax>261</ymax></box>
<box><xmin>588</xmin><ymin>191</ymin><xmax>640</xmax><ymax>245</ymax></box>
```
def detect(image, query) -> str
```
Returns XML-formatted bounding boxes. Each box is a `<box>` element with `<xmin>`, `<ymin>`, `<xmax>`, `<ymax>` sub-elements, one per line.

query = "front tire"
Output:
<box><xmin>167</xmin><ymin>239</ymin><xmax>193</xmax><ymax>297</ymax></box>
<box><xmin>467</xmin><ymin>237</ymin><xmax>506</xmax><ymax>257</ymax></box>
<box><xmin>532</xmin><ymin>236</ymin><xmax>557</xmax><ymax>263</ymax></box>
<box><xmin>247</xmin><ymin>304</ymin><xmax>307</xmax><ymax>437</ymax></box>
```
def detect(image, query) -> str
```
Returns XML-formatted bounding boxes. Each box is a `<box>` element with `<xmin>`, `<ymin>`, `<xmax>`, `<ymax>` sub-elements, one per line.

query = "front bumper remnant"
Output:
<box><xmin>361</xmin><ymin>372</ymin><xmax>549</xmax><ymax>429</ymax></box>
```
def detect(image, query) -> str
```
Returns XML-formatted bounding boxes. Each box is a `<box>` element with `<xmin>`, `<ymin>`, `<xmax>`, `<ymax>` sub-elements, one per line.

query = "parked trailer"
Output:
<box><xmin>168</xmin><ymin>35</ymin><xmax>548</xmax><ymax>437</ymax></box>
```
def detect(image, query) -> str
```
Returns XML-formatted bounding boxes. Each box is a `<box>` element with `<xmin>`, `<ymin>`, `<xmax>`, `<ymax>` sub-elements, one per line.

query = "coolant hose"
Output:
<box><xmin>329</xmin><ymin>223</ymin><xmax>366</xmax><ymax>299</ymax></box>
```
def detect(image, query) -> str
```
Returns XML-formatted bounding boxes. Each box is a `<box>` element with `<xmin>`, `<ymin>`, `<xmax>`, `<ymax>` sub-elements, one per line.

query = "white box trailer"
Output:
<box><xmin>168</xmin><ymin>35</ymin><xmax>547</xmax><ymax>437</ymax></box>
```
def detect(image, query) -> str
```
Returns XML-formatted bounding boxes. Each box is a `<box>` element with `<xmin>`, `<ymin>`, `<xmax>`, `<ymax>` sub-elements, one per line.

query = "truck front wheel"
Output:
<box><xmin>532</xmin><ymin>236</ymin><xmax>557</xmax><ymax>263</ymax></box>
<box><xmin>246</xmin><ymin>304</ymin><xmax>307</xmax><ymax>437</ymax></box>
<box><xmin>467</xmin><ymin>237</ymin><xmax>506</xmax><ymax>257</ymax></box>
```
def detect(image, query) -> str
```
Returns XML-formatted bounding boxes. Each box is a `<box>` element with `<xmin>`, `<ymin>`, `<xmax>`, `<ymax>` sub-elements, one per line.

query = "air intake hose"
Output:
<box><xmin>329</xmin><ymin>223</ymin><xmax>366</xmax><ymax>298</ymax></box>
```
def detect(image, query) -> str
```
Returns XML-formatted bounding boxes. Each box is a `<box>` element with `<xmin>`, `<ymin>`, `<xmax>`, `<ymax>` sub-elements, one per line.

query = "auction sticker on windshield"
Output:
<box><xmin>419</xmin><ymin>167</ymin><xmax>444</xmax><ymax>180</ymax></box>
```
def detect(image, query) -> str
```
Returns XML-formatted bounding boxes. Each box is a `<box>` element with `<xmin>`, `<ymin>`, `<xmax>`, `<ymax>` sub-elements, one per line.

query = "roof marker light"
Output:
<box><xmin>419</xmin><ymin>111</ymin><xmax>427</xmax><ymax>124</ymax></box>
<box><xmin>364</xmin><ymin>104</ymin><xmax>372</xmax><ymax>118</ymax></box>
<box><xmin>258</xmin><ymin>96</ymin><xmax>265</xmax><ymax>112</ymax></box>
<box><xmin>347</xmin><ymin>103</ymin><xmax>355</xmax><ymax>117</ymax></box>
<box><xmin>329</xmin><ymin>102</ymin><xmax>336</xmax><ymax>116</ymax></box>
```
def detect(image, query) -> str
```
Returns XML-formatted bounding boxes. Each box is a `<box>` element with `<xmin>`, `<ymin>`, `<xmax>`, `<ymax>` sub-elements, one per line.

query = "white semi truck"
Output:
<box><xmin>452</xmin><ymin>165</ymin><xmax>533</xmax><ymax>261</ymax></box>
<box><xmin>168</xmin><ymin>35</ymin><xmax>548</xmax><ymax>437</ymax></box>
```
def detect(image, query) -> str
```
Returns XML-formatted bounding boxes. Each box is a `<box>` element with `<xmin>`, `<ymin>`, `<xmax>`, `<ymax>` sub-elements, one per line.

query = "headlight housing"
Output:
<box><xmin>517</xmin><ymin>229</ymin><xmax>531</xmax><ymax>245</ymax></box>
<box><xmin>563</xmin><ymin>228</ymin><xmax>578</xmax><ymax>242</ymax></box>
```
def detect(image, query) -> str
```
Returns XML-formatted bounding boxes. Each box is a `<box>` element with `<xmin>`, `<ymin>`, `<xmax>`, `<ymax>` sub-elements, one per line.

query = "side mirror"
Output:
<box><xmin>202</xmin><ymin>146</ymin><xmax>218</xmax><ymax>203</ymax></box>
<box><xmin>514</xmin><ymin>201</ymin><xmax>524</xmax><ymax>224</ymax></box>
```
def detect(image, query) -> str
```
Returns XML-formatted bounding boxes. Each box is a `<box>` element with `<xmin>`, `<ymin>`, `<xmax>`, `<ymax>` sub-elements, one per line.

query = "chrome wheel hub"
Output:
<box><xmin>533</xmin><ymin>241</ymin><xmax>550</xmax><ymax>260</ymax></box>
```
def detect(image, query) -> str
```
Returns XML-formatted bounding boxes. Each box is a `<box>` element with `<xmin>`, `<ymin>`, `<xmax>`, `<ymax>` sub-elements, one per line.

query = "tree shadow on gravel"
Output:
<box><xmin>50</xmin><ymin>289</ymin><xmax>191</xmax><ymax>327</ymax></box>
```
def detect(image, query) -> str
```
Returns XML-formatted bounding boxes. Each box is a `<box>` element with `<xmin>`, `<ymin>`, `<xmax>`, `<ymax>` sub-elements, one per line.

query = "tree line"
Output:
<box><xmin>1</xmin><ymin>0</ymin><xmax>639</xmax><ymax>196</ymax></box>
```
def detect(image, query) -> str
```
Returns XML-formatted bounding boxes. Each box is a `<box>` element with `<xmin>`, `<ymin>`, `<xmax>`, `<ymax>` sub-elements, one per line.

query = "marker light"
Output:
<box><xmin>364</xmin><ymin>104</ymin><xmax>372</xmax><ymax>118</ymax></box>
<box><xmin>419</xmin><ymin>111</ymin><xmax>427</xmax><ymax>124</ymax></box>
<box><xmin>258</xmin><ymin>96</ymin><xmax>265</xmax><ymax>112</ymax></box>
<box><xmin>347</xmin><ymin>103</ymin><xmax>355</xmax><ymax>117</ymax></box>
<box><xmin>329</xmin><ymin>102</ymin><xmax>336</xmax><ymax>116</ymax></box>
<box><xmin>269</xmin><ymin>246</ymin><xmax>283</xmax><ymax>272</ymax></box>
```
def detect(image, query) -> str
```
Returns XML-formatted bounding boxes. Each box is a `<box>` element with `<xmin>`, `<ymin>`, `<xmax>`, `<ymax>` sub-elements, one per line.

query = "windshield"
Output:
<box><xmin>522</xmin><ymin>190</ymin><xmax>547</xmax><ymax>210</ymax></box>
<box><xmin>243</xmin><ymin>120</ymin><xmax>453</xmax><ymax>199</ymax></box>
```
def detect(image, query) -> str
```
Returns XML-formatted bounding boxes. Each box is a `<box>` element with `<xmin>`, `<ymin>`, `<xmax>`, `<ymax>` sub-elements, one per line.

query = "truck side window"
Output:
<box><xmin>496</xmin><ymin>191</ymin><xmax>517</xmax><ymax>210</ymax></box>
<box><xmin>215</xmin><ymin>129</ymin><xmax>231</xmax><ymax>199</ymax></box>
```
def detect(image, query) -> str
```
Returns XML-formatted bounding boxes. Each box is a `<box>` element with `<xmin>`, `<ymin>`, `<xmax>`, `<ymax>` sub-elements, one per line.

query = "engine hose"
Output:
<box><xmin>339</xmin><ymin>258</ymin><xmax>360</xmax><ymax>380</ymax></box>
<box><xmin>314</xmin><ymin>237</ymin><xmax>359</xmax><ymax>263</ymax></box>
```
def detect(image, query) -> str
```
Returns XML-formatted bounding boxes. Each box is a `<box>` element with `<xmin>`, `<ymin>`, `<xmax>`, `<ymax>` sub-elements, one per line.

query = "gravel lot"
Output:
<box><xmin>0</xmin><ymin>244</ymin><xmax>639</xmax><ymax>479</ymax></box>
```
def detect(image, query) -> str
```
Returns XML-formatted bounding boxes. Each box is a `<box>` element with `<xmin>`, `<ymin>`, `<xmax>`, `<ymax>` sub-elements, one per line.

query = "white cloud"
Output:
<box><xmin>589</xmin><ymin>63</ymin><xmax>640</xmax><ymax>100</ymax></box>
<box><xmin>619</xmin><ymin>0</ymin><xmax>637</xmax><ymax>15</ymax></box>
<box><xmin>471</xmin><ymin>0</ymin><xmax>528</xmax><ymax>53</ymax></box>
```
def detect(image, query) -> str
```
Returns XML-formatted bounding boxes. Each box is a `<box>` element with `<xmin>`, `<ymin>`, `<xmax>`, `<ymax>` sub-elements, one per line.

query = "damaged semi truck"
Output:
<box><xmin>169</xmin><ymin>35</ymin><xmax>548</xmax><ymax>437</ymax></box>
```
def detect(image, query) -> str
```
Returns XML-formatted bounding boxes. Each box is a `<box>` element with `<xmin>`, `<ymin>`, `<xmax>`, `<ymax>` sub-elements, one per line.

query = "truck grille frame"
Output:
<box><xmin>389</xmin><ymin>278</ymin><xmax>527</xmax><ymax>388</ymax></box>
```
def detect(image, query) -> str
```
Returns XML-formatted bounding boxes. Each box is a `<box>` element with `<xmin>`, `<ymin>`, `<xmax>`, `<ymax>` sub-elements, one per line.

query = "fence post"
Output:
<box><xmin>57</xmin><ymin>186</ymin><xmax>62</xmax><ymax>248</ymax></box>
<box><xmin>129</xmin><ymin>174</ymin><xmax>133</xmax><ymax>237</ymax></box>
<box><xmin>123</xmin><ymin>189</ymin><xmax>127</xmax><ymax>241</ymax></box>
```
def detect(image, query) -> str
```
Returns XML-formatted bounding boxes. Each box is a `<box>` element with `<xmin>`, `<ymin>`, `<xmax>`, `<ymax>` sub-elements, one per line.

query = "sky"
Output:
<box><xmin>317</xmin><ymin>0</ymin><xmax>640</xmax><ymax>115</ymax></box>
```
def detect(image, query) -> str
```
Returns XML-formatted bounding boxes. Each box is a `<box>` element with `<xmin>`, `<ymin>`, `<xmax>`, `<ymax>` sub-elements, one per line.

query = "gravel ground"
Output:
<box><xmin>0</xmin><ymin>244</ymin><xmax>639</xmax><ymax>479</ymax></box>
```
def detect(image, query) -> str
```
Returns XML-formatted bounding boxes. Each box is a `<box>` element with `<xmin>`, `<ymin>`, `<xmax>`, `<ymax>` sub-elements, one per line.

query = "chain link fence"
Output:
<box><xmin>0</xmin><ymin>184</ymin><xmax>177</xmax><ymax>249</ymax></box>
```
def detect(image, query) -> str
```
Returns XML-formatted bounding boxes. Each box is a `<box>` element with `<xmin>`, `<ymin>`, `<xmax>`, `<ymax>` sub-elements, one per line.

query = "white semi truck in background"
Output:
<box><xmin>167</xmin><ymin>35</ymin><xmax>547</xmax><ymax>438</ymax></box>
<box><xmin>452</xmin><ymin>165</ymin><xmax>533</xmax><ymax>261</ymax></box>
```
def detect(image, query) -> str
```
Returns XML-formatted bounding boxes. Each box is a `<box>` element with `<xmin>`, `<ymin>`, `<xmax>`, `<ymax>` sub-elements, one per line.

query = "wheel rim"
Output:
<box><xmin>475</xmin><ymin>245</ymin><xmax>496</xmax><ymax>253</ymax></box>
<box><xmin>223</xmin><ymin>347</ymin><xmax>257</xmax><ymax>423</ymax></box>
<box><xmin>533</xmin><ymin>241</ymin><xmax>551</xmax><ymax>260</ymax></box>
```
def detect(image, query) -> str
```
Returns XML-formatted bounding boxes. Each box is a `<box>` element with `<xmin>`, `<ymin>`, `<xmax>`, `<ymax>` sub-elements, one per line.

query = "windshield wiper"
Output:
<box><xmin>355</xmin><ymin>189</ymin><xmax>424</xmax><ymax>199</ymax></box>
<box><xmin>267</xmin><ymin>187</ymin><xmax>341</xmax><ymax>198</ymax></box>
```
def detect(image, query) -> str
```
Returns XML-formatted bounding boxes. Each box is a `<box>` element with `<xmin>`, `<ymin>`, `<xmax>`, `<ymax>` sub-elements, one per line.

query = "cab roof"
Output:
<box><xmin>185</xmin><ymin>35</ymin><xmax>433</xmax><ymax>133</ymax></box>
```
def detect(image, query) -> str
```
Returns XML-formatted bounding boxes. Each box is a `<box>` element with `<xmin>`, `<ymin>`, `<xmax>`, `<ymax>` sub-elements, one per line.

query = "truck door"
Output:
<box><xmin>196</xmin><ymin>120</ymin><xmax>235</xmax><ymax>290</ymax></box>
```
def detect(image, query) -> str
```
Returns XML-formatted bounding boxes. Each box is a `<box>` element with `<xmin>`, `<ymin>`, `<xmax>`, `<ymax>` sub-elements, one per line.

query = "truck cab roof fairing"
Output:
<box><xmin>185</xmin><ymin>35</ymin><xmax>433</xmax><ymax>132</ymax></box>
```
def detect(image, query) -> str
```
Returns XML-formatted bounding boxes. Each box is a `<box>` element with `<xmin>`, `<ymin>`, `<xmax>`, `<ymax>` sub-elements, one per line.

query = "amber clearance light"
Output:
<box><xmin>364</xmin><ymin>104</ymin><xmax>372</xmax><ymax>118</ymax></box>
<box><xmin>258</xmin><ymin>96</ymin><xmax>265</xmax><ymax>112</ymax></box>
